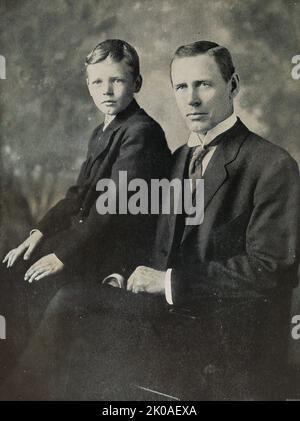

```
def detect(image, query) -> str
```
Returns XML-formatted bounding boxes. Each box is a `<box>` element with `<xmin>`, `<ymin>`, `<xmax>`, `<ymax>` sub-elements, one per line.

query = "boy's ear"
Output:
<box><xmin>86</xmin><ymin>78</ymin><xmax>92</xmax><ymax>96</ymax></box>
<box><xmin>134</xmin><ymin>75</ymin><xmax>142</xmax><ymax>93</ymax></box>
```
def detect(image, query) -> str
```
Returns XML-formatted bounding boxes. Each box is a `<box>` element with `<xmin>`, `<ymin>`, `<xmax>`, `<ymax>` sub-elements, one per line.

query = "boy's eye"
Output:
<box><xmin>113</xmin><ymin>79</ymin><xmax>124</xmax><ymax>84</ymax></box>
<box><xmin>199</xmin><ymin>81</ymin><xmax>210</xmax><ymax>87</ymax></box>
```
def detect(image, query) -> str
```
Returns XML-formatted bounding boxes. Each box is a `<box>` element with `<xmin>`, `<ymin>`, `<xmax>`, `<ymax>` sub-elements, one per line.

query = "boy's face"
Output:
<box><xmin>87</xmin><ymin>56</ymin><xmax>139</xmax><ymax>116</ymax></box>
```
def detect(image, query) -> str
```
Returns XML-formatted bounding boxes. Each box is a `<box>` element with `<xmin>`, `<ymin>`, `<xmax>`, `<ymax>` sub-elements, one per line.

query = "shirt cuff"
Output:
<box><xmin>30</xmin><ymin>229</ymin><xmax>43</xmax><ymax>236</ymax></box>
<box><xmin>102</xmin><ymin>273</ymin><xmax>125</xmax><ymax>289</ymax></box>
<box><xmin>165</xmin><ymin>268</ymin><xmax>173</xmax><ymax>305</ymax></box>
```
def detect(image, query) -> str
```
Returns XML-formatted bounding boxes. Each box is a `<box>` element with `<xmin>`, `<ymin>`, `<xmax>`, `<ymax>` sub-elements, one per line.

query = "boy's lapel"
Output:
<box><xmin>89</xmin><ymin>99</ymin><xmax>141</xmax><ymax>167</ymax></box>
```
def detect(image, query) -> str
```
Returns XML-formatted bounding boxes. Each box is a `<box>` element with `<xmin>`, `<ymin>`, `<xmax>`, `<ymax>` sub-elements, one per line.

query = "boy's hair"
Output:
<box><xmin>171</xmin><ymin>40</ymin><xmax>235</xmax><ymax>83</ymax></box>
<box><xmin>85</xmin><ymin>39</ymin><xmax>140</xmax><ymax>79</ymax></box>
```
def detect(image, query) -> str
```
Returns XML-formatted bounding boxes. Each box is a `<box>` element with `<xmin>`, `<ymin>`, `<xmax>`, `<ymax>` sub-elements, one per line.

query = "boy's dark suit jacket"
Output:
<box><xmin>2</xmin><ymin>118</ymin><xmax>298</xmax><ymax>400</ymax></box>
<box><xmin>0</xmin><ymin>100</ymin><xmax>169</xmax><ymax>376</ymax></box>
<box><xmin>153</xmin><ymin>118</ymin><xmax>300</xmax><ymax>305</ymax></box>
<box><xmin>36</xmin><ymin>99</ymin><xmax>171</xmax><ymax>279</ymax></box>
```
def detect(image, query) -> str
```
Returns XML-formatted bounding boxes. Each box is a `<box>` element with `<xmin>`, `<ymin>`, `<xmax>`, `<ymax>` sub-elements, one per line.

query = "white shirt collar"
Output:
<box><xmin>187</xmin><ymin>112</ymin><xmax>237</xmax><ymax>148</ymax></box>
<box><xmin>103</xmin><ymin>114</ymin><xmax>116</xmax><ymax>131</ymax></box>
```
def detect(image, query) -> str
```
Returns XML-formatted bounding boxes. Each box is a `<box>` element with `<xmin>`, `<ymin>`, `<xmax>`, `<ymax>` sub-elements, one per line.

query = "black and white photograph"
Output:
<box><xmin>0</xmin><ymin>0</ymin><xmax>300</xmax><ymax>403</ymax></box>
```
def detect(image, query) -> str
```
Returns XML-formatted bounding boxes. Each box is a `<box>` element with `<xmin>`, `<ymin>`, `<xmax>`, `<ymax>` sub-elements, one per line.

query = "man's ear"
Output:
<box><xmin>230</xmin><ymin>73</ymin><xmax>240</xmax><ymax>98</ymax></box>
<box><xmin>134</xmin><ymin>75</ymin><xmax>143</xmax><ymax>93</ymax></box>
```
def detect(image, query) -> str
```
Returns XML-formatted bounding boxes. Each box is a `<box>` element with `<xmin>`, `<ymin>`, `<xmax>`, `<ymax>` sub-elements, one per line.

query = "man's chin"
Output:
<box><xmin>187</xmin><ymin>120</ymin><xmax>211</xmax><ymax>134</ymax></box>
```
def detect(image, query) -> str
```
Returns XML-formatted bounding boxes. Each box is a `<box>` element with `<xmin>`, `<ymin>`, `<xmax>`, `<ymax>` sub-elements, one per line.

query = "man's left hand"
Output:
<box><xmin>24</xmin><ymin>253</ymin><xmax>64</xmax><ymax>283</ymax></box>
<box><xmin>127</xmin><ymin>266</ymin><xmax>166</xmax><ymax>295</ymax></box>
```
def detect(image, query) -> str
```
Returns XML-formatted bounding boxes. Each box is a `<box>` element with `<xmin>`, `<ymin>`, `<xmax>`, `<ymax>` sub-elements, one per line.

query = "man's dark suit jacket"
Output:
<box><xmin>36</xmin><ymin>99</ymin><xmax>171</xmax><ymax>279</ymax></box>
<box><xmin>153</xmin><ymin>118</ymin><xmax>300</xmax><ymax>306</ymax></box>
<box><xmin>3</xmin><ymin>118</ymin><xmax>297</xmax><ymax>400</ymax></box>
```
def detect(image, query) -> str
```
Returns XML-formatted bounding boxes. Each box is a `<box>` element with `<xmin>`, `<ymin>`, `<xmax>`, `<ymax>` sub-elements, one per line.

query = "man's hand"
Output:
<box><xmin>24</xmin><ymin>253</ymin><xmax>64</xmax><ymax>283</ymax></box>
<box><xmin>127</xmin><ymin>266</ymin><xmax>166</xmax><ymax>295</ymax></box>
<box><xmin>2</xmin><ymin>230</ymin><xmax>43</xmax><ymax>268</ymax></box>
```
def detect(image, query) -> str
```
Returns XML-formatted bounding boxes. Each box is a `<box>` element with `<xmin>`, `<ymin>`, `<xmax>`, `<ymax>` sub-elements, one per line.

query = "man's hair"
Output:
<box><xmin>85</xmin><ymin>39</ymin><xmax>140</xmax><ymax>80</ymax></box>
<box><xmin>171</xmin><ymin>40</ymin><xmax>235</xmax><ymax>82</ymax></box>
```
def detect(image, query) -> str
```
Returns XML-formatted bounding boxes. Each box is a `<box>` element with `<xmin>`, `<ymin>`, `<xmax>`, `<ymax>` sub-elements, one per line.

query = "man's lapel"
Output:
<box><xmin>181</xmin><ymin>118</ymin><xmax>250</xmax><ymax>243</ymax></box>
<box><xmin>157</xmin><ymin>145</ymin><xmax>190</xmax><ymax>261</ymax></box>
<box><xmin>169</xmin><ymin>144</ymin><xmax>191</xmax><ymax>228</ymax></box>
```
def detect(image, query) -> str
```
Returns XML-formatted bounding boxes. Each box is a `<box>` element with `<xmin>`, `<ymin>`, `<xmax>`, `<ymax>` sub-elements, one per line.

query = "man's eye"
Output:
<box><xmin>114</xmin><ymin>79</ymin><xmax>124</xmax><ymax>83</ymax></box>
<box><xmin>175</xmin><ymin>85</ymin><xmax>185</xmax><ymax>91</ymax></box>
<box><xmin>200</xmin><ymin>82</ymin><xmax>210</xmax><ymax>87</ymax></box>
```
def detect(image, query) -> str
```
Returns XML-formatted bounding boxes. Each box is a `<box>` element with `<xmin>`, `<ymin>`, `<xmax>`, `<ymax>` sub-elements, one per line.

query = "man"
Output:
<box><xmin>126</xmin><ymin>40</ymin><xmax>300</xmax><ymax>398</ymax></box>
<box><xmin>0</xmin><ymin>39</ymin><xmax>171</xmax><ymax>373</ymax></box>
<box><xmin>128</xmin><ymin>40</ymin><xmax>299</xmax><ymax>299</ymax></box>
<box><xmin>3</xmin><ymin>41</ymin><xmax>299</xmax><ymax>400</ymax></box>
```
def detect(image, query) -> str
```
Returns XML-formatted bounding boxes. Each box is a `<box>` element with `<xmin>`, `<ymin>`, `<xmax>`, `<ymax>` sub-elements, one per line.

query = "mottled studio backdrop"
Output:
<box><xmin>1</xmin><ymin>0</ymin><xmax>300</xmax><ymax>363</ymax></box>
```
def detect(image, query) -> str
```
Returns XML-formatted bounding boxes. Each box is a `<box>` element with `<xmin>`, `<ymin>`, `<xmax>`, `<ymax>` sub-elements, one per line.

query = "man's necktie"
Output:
<box><xmin>188</xmin><ymin>145</ymin><xmax>211</xmax><ymax>194</ymax></box>
<box><xmin>188</xmin><ymin>131</ymin><xmax>228</xmax><ymax>184</ymax></box>
<box><xmin>188</xmin><ymin>133</ymin><xmax>226</xmax><ymax>205</ymax></box>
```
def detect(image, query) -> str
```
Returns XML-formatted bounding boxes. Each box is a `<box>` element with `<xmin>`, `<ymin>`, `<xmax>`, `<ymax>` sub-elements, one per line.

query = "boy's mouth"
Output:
<box><xmin>102</xmin><ymin>100</ymin><xmax>117</xmax><ymax>105</ymax></box>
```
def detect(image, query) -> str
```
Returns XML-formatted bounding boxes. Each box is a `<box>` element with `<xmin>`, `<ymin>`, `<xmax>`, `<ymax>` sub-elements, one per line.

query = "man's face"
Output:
<box><xmin>87</xmin><ymin>56</ymin><xmax>139</xmax><ymax>116</ymax></box>
<box><xmin>171</xmin><ymin>54</ymin><xmax>235</xmax><ymax>134</ymax></box>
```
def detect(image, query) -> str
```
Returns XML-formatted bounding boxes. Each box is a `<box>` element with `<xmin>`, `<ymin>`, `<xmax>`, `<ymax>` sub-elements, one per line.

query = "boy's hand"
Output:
<box><xmin>24</xmin><ymin>253</ymin><xmax>64</xmax><ymax>283</ymax></box>
<box><xmin>2</xmin><ymin>230</ymin><xmax>43</xmax><ymax>268</ymax></box>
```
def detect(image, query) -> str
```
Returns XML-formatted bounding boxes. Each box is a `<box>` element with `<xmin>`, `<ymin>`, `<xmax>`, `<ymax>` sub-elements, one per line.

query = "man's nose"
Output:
<box><xmin>187</xmin><ymin>88</ymin><xmax>201</xmax><ymax>106</ymax></box>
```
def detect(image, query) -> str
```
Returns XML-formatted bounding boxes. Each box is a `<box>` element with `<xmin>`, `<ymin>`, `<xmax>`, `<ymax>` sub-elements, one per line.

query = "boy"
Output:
<box><xmin>1</xmin><ymin>39</ymin><xmax>171</xmax><ymax>358</ymax></box>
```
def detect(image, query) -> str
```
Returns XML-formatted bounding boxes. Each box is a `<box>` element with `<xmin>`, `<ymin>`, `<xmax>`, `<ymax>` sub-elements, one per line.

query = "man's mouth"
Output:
<box><xmin>186</xmin><ymin>112</ymin><xmax>208</xmax><ymax>120</ymax></box>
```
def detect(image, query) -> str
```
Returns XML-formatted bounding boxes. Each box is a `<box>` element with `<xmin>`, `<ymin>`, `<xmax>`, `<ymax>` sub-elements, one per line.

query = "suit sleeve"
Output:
<box><xmin>53</xmin><ymin>123</ymin><xmax>170</xmax><ymax>264</ymax></box>
<box><xmin>170</xmin><ymin>156</ymin><xmax>300</xmax><ymax>305</ymax></box>
<box><xmin>36</xmin><ymin>128</ymin><xmax>100</xmax><ymax>237</ymax></box>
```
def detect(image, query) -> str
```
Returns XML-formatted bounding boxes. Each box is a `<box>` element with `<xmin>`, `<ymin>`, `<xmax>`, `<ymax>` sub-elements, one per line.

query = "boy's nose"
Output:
<box><xmin>103</xmin><ymin>82</ymin><xmax>114</xmax><ymax>96</ymax></box>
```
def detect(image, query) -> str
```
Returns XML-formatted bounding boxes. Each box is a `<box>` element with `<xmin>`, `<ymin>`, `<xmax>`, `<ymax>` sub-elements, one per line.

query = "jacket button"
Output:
<box><xmin>79</xmin><ymin>219</ymin><xmax>83</xmax><ymax>223</ymax></box>
<box><xmin>80</xmin><ymin>207</ymin><xmax>83</xmax><ymax>212</ymax></box>
<box><xmin>161</xmin><ymin>249</ymin><xmax>168</xmax><ymax>257</ymax></box>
